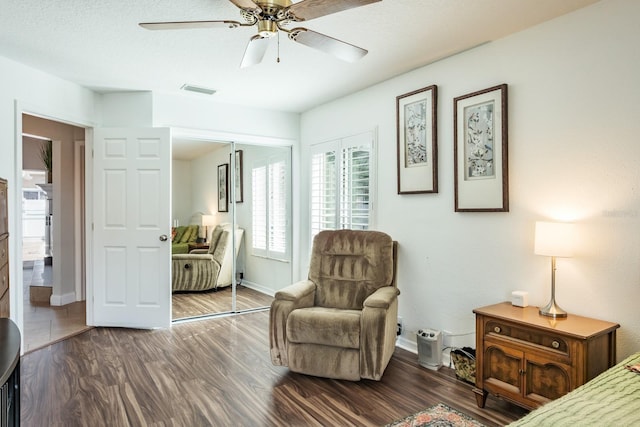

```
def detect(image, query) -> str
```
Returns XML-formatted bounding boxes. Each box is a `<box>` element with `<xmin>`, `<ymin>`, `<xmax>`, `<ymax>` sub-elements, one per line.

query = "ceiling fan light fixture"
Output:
<box><xmin>257</xmin><ymin>20</ymin><xmax>278</xmax><ymax>38</ymax></box>
<box><xmin>180</xmin><ymin>84</ymin><xmax>217</xmax><ymax>95</ymax></box>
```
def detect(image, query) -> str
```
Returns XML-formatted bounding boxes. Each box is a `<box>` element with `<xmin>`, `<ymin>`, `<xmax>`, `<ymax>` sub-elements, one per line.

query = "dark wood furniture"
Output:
<box><xmin>1</xmin><ymin>318</ymin><xmax>20</xmax><ymax>426</ymax></box>
<box><xmin>0</xmin><ymin>178</ymin><xmax>9</xmax><ymax>318</ymax></box>
<box><xmin>187</xmin><ymin>242</ymin><xmax>209</xmax><ymax>253</ymax></box>
<box><xmin>473</xmin><ymin>302</ymin><xmax>619</xmax><ymax>410</ymax></box>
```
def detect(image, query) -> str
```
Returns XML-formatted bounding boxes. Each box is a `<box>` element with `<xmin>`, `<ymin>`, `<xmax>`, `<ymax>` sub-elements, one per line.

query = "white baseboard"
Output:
<box><xmin>50</xmin><ymin>291</ymin><xmax>77</xmax><ymax>306</ymax></box>
<box><xmin>240</xmin><ymin>279</ymin><xmax>275</xmax><ymax>297</ymax></box>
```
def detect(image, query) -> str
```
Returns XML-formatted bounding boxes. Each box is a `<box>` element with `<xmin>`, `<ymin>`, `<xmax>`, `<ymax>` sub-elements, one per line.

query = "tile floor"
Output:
<box><xmin>22</xmin><ymin>256</ymin><xmax>91</xmax><ymax>353</ymax></box>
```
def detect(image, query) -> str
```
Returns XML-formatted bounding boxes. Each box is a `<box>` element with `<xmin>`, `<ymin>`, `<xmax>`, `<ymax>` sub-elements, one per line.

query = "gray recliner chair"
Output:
<box><xmin>269</xmin><ymin>229</ymin><xmax>399</xmax><ymax>381</ymax></box>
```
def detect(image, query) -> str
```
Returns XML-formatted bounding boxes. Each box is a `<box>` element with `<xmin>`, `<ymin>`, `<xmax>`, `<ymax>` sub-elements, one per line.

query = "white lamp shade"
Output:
<box><xmin>201</xmin><ymin>215</ymin><xmax>216</xmax><ymax>227</ymax></box>
<box><xmin>534</xmin><ymin>221</ymin><xmax>575</xmax><ymax>257</ymax></box>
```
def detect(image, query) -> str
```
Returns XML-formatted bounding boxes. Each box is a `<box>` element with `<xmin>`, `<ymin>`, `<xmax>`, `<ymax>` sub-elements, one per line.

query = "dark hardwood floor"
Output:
<box><xmin>20</xmin><ymin>311</ymin><xmax>527</xmax><ymax>426</ymax></box>
<box><xmin>172</xmin><ymin>285</ymin><xmax>274</xmax><ymax>320</ymax></box>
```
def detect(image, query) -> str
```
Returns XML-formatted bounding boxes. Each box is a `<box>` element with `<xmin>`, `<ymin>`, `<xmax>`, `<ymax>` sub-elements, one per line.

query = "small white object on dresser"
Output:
<box><xmin>511</xmin><ymin>290</ymin><xmax>529</xmax><ymax>307</ymax></box>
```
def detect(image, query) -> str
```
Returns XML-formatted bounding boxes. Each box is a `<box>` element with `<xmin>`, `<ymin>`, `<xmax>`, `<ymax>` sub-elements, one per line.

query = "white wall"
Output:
<box><xmin>0</xmin><ymin>55</ymin><xmax>99</xmax><ymax>329</ymax></box>
<box><xmin>171</xmin><ymin>159</ymin><xmax>193</xmax><ymax>226</ymax></box>
<box><xmin>152</xmin><ymin>92</ymin><xmax>299</xmax><ymax>143</ymax></box>
<box><xmin>101</xmin><ymin>92</ymin><xmax>153</xmax><ymax>127</ymax></box>
<box><xmin>299</xmin><ymin>0</ymin><xmax>640</xmax><ymax>360</ymax></box>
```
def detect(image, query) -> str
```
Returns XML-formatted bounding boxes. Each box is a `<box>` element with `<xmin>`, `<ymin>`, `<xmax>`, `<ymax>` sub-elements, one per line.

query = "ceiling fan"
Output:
<box><xmin>139</xmin><ymin>0</ymin><xmax>381</xmax><ymax>68</ymax></box>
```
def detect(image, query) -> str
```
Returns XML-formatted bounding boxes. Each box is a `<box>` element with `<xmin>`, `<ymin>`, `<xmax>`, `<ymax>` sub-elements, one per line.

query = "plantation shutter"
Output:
<box><xmin>268</xmin><ymin>158</ymin><xmax>287</xmax><ymax>255</ymax></box>
<box><xmin>252</xmin><ymin>161</ymin><xmax>267</xmax><ymax>253</ymax></box>
<box><xmin>252</xmin><ymin>153</ymin><xmax>290</xmax><ymax>260</ymax></box>
<box><xmin>340</xmin><ymin>134</ymin><xmax>371</xmax><ymax>230</ymax></box>
<box><xmin>310</xmin><ymin>131</ymin><xmax>375</xmax><ymax>241</ymax></box>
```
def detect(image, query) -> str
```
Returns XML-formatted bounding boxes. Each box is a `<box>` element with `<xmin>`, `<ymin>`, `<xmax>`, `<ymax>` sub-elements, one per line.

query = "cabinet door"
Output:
<box><xmin>483</xmin><ymin>341</ymin><xmax>524</xmax><ymax>402</ymax></box>
<box><xmin>524</xmin><ymin>352</ymin><xmax>572</xmax><ymax>405</ymax></box>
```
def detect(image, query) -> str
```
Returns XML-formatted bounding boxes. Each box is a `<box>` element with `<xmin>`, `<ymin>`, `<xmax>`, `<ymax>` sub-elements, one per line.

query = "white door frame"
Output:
<box><xmin>12</xmin><ymin>100</ymin><xmax>96</xmax><ymax>349</ymax></box>
<box><xmin>74</xmin><ymin>140</ymin><xmax>86</xmax><ymax>301</ymax></box>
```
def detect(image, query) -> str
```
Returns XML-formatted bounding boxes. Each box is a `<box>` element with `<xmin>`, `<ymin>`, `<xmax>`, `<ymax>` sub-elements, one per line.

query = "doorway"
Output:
<box><xmin>20</xmin><ymin>114</ymin><xmax>89</xmax><ymax>352</ymax></box>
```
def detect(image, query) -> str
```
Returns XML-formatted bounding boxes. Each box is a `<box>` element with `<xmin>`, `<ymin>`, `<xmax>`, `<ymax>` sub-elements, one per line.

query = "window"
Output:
<box><xmin>252</xmin><ymin>152</ymin><xmax>290</xmax><ymax>261</ymax></box>
<box><xmin>310</xmin><ymin>131</ymin><xmax>375</xmax><ymax>239</ymax></box>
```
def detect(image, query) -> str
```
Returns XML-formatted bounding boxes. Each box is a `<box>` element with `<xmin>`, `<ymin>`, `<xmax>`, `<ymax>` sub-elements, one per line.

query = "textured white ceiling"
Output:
<box><xmin>1</xmin><ymin>0</ymin><xmax>598</xmax><ymax>113</ymax></box>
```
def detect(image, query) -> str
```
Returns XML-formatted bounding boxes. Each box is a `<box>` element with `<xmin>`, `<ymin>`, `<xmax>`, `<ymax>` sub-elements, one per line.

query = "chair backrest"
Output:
<box><xmin>308</xmin><ymin>230</ymin><xmax>396</xmax><ymax>310</ymax></box>
<box><xmin>208</xmin><ymin>223</ymin><xmax>244</xmax><ymax>287</ymax></box>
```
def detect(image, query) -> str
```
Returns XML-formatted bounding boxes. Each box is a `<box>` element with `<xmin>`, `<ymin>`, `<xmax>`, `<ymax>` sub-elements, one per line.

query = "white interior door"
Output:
<box><xmin>92</xmin><ymin>127</ymin><xmax>171</xmax><ymax>328</ymax></box>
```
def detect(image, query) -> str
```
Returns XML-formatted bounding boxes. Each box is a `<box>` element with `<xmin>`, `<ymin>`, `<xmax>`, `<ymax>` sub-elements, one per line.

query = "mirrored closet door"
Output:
<box><xmin>171</xmin><ymin>138</ymin><xmax>292</xmax><ymax>321</ymax></box>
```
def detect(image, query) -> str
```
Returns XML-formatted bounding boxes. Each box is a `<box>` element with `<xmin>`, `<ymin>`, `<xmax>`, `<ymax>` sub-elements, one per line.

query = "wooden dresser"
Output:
<box><xmin>473</xmin><ymin>302</ymin><xmax>619</xmax><ymax>410</ymax></box>
<box><xmin>0</xmin><ymin>178</ymin><xmax>8</xmax><ymax>318</ymax></box>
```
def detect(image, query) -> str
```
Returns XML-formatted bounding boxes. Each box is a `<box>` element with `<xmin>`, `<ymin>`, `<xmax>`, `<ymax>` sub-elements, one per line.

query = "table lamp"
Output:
<box><xmin>534</xmin><ymin>221</ymin><xmax>575</xmax><ymax>318</ymax></box>
<box><xmin>201</xmin><ymin>215</ymin><xmax>216</xmax><ymax>242</ymax></box>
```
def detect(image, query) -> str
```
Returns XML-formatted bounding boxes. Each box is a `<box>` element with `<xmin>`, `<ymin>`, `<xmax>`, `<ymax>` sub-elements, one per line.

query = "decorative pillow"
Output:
<box><xmin>173</xmin><ymin>226</ymin><xmax>187</xmax><ymax>243</ymax></box>
<box><xmin>187</xmin><ymin>224</ymin><xmax>199</xmax><ymax>243</ymax></box>
<box><xmin>179</xmin><ymin>225</ymin><xmax>195</xmax><ymax>244</ymax></box>
<box><xmin>171</xmin><ymin>227</ymin><xmax>177</xmax><ymax>242</ymax></box>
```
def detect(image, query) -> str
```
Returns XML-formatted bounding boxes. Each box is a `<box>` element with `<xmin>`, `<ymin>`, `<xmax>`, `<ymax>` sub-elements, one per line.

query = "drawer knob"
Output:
<box><xmin>551</xmin><ymin>340</ymin><xmax>560</xmax><ymax>349</ymax></box>
<box><xmin>493</xmin><ymin>326</ymin><xmax>501</xmax><ymax>333</ymax></box>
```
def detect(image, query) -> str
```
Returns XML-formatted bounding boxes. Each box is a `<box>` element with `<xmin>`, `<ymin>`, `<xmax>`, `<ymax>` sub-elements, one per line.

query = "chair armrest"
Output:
<box><xmin>270</xmin><ymin>280</ymin><xmax>316</xmax><ymax>367</ymax></box>
<box><xmin>189</xmin><ymin>249</ymin><xmax>208</xmax><ymax>254</ymax></box>
<box><xmin>172</xmin><ymin>254</ymin><xmax>214</xmax><ymax>261</ymax></box>
<box><xmin>361</xmin><ymin>286</ymin><xmax>399</xmax><ymax>380</ymax></box>
<box><xmin>274</xmin><ymin>280</ymin><xmax>316</xmax><ymax>302</ymax></box>
<box><xmin>363</xmin><ymin>286</ymin><xmax>400</xmax><ymax>309</ymax></box>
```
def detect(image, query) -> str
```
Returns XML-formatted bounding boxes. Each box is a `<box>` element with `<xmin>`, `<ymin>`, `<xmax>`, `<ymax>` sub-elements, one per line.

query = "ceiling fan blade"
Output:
<box><xmin>139</xmin><ymin>20</ymin><xmax>243</xmax><ymax>30</ymax></box>
<box><xmin>287</xmin><ymin>0</ymin><xmax>381</xmax><ymax>21</ymax></box>
<box><xmin>228</xmin><ymin>0</ymin><xmax>260</xmax><ymax>11</ymax></box>
<box><xmin>289</xmin><ymin>28</ymin><xmax>367</xmax><ymax>62</ymax></box>
<box><xmin>240</xmin><ymin>35</ymin><xmax>270</xmax><ymax>68</ymax></box>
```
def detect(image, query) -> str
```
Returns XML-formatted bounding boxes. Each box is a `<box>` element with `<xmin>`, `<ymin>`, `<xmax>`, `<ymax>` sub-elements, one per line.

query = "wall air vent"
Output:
<box><xmin>180</xmin><ymin>84</ymin><xmax>216</xmax><ymax>95</ymax></box>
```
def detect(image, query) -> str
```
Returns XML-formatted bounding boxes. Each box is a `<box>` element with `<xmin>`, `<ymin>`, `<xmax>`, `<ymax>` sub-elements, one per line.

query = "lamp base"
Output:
<box><xmin>539</xmin><ymin>299</ymin><xmax>567</xmax><ymax>318</ymax></box>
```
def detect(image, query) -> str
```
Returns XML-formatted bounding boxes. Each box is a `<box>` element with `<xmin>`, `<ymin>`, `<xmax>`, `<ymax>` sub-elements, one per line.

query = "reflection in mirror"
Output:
<box><xmin>233</xmin><ymin>143</ymin><xmax>292</xmax><ymax>313</ymax></box>
<box><xmin>171</xmin><ymin>138</ymin><xmax>292</xmax><ymax>321</ymax></box>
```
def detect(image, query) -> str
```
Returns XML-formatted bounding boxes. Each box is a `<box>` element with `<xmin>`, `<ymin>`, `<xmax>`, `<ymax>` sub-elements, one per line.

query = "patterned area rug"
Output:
<box><xmin>386</xmin><ymin>403</ymin><xmax>487</xmax><ymax>427</ymax></box>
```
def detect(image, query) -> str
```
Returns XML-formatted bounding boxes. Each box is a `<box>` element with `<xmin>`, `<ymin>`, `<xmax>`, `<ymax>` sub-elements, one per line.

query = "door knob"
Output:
<box><xmin>159</xmin><ymin>234</ymin><xmax>168</xmax><ymax>241</ymax></box>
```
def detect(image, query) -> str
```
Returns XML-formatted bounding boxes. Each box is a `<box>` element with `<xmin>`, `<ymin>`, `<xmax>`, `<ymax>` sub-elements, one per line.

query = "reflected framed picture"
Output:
<box><xmin>233</xmin><ymin>150</ymin><xmax>243</xmax><ymax>203</ymax></box>
<box><xmin>217</xmin><ymin>163</ymin><xmax>229</xmax><ymax>212</ymax></box>
<box><xmin>454</xmin><ymin>84</ymin><xmax>508</xmax><ymax>212</ymax></box>
<box><xmin>396</xmin><ymin>85</ymin><xmax>438</xmax><ymax>194</ymax></box>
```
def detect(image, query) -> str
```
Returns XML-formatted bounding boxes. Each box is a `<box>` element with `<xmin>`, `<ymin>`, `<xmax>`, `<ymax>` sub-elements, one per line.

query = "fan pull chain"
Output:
<box><xmin>277</xmin><ymin>31</ymin><xmax>280</xmax><ymax>63</ymax></box>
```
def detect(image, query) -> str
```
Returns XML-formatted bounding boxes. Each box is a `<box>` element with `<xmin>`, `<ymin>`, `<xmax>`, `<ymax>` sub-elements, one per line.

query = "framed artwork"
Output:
<box><xmin>232</xmin><ymin>149</ymin><xmax>243</xmax><ymax>203</ymax></box>
<box><xmin>217</xmin><ymin>163</ymin><xmax>229</xmax><ymax>212</ymax></box>
<box><xmin>396</xmin><ymin>85</ymin><xmax>438</xmax><ymax>194</ymax></box>
<box><xmin>454</xmin><ymin>84</ymin><xmax>508</xmax><ymax>212</ymax></box>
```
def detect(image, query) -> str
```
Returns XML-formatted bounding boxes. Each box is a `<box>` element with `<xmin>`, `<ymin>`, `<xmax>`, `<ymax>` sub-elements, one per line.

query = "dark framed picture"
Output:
<box><xmin>217</xmin><ymin>163</ymin><xmax>229</xmax><ymax>212</ymax></box>
<box><xmin>454</xmin><ymin>84</ymin><xmax>508</xmax><ymax>212</ymax></box>
<box><xmin>232</xmin><ymin>150</ymin><xmax>243</xmax><ymax>203</ymax></box>
<box><xmin>397</xmin><ymin>85</ymin><xmax>438</xmax><ymax>194</ymax></box>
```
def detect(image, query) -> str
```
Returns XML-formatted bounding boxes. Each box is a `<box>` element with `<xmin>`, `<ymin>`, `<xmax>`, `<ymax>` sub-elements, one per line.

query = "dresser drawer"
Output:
<box><xmin>485</xmin><ymin>319</ymin><xmax>569</xmax><ymax>355</ymax></box>
<box><xmin>0</xmin><ymin>237</ymin><xmax>7</xmax><ymax>267</ymax></box>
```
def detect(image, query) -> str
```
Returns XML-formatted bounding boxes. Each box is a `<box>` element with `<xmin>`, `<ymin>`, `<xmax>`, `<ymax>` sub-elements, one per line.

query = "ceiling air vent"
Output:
<box><xmin>180</xmin><ymin>84</ymin><xmax>216</xmax><ymax>95</ymax></box>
